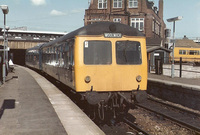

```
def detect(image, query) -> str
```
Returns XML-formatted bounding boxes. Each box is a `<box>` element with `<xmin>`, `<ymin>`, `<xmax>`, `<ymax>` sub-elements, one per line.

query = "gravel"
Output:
<box><xmin>129</xmin><ymin>108</ymin><xmax>196</xmax><ymax>135</ymax></box>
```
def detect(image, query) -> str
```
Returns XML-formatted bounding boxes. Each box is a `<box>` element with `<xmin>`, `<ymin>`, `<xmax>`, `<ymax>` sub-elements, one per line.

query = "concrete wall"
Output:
<box><xmin>147</xmin><ymin>79</ymin><xmax>200</xmax><ymax>110</ymax></box>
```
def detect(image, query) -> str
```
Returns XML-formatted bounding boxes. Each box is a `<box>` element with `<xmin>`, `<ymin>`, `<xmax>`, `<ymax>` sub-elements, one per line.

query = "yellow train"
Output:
<box><xmin>26</xmin><ymin>22</ymin><xmax>147</xmax><ymax>119</ymax></box>
<box><xmin>174</xmin><ymin>47</ymin><xmax>200</xmax><ymax>64</ymax></box>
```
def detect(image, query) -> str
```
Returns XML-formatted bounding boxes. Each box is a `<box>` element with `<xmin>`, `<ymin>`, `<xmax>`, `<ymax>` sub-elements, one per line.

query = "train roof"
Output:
<box><xmin>41</xmin><ymin>22</ymin><xmax>145</xmax><ymax>48</ymax></box>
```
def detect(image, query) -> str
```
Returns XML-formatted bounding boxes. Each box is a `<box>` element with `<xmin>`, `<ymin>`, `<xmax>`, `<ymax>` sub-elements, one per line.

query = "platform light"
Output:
<box><xmin>167</xmin><ymin>16</ymin><xmax>182</xmax><ymax>78</ymax></box>
<box><xmin>1</xmin><ymin>5</ymin><xmax>9</xmax><ymax>84</ymax></box>
<box><xmin>167</xmin><ymin>16</ymin><xmax>182</xmax><ymax>22</ymax></box>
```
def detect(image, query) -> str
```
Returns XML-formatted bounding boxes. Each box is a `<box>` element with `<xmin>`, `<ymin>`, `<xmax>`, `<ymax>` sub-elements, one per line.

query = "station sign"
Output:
<box><xmin>104</xmin><ymin>33</ymin><xmax>122</xmax><ymax>38</ymax></box>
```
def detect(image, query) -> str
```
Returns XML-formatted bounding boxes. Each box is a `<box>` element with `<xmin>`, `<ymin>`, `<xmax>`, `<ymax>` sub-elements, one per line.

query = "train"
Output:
<box><xmin>26</xmin><ymin>22</ymin><xmax>148</xmax><ymax>119</ymax></box>
<box><xmin>174</xmin><ymin>47</ymin><xmax>200</xmax><ymax>65</ymax></box>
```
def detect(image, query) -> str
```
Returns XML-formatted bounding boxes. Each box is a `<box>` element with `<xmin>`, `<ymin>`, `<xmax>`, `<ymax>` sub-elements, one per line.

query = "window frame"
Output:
<box><xmin>130</xmin><ymin>18</ymin><xmax>144</xmax><ymax>31</ymax></box>
<box><xmin>113</xmin><ymin>0</ymin><xmax>122</xmax><ymax>8</ymax></box>
<box><xmin>98</xmin><ymin>0</ymin><xmax>107</xmax><ymax>9</ymax></box>
<box><xmin>113</xmin><ymin>18</ymin><xmax>121</xmax><ymax>23</ymax></box>
<box><xmin>129</xmin><ymin>0</ymin><xmax>138</xmax><ymax>8</ymax></box>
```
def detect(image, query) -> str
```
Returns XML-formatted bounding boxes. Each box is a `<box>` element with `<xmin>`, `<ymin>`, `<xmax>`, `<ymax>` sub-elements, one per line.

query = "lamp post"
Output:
<box><xmin>5</xmin><ymin>26</ymin><xmax>10</xmax><ymax>74</ymax></box>
<box><xmin>1</xmin><ymin>5</ymin><xmax>9</xmax><ymax>84</ymax></box>
<box><xmin>167</xmin><ymin>16</ymin><xmax>182</xmax><ymax>78</ymax></box>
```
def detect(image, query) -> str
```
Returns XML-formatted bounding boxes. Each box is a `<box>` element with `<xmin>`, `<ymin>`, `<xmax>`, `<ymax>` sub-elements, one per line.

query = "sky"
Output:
<box><xmin>0</xmin><ymin>0</ymin><xmax>200</xmax><ymax>38</ymax></box>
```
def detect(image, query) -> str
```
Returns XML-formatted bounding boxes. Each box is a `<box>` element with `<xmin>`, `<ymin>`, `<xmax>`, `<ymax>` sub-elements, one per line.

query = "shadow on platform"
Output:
<box><xmin>0</xmin><ymin>99</ymin><xmax>15</xmax><ymax>119</ymax></box>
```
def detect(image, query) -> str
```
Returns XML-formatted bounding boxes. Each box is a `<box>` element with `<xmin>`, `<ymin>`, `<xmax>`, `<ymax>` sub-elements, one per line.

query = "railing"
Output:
<box><xmin>150</xmin><ymin>57</ymin><xmax>200</xmax><ymax>78</ymax></box>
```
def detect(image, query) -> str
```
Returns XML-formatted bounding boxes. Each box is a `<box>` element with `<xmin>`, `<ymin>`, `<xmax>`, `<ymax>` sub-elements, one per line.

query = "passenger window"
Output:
<box><xmin>179</xmin><ymin>50</ymin><xmax>186</xmax><ymax>55</ymax></box>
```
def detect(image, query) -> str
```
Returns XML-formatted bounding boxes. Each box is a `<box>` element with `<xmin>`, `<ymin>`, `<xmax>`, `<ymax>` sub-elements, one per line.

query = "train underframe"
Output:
<box><xmin>80</xmin><ymin>90</ymin><xmax>147</xmax><ymax>120</ymax></box>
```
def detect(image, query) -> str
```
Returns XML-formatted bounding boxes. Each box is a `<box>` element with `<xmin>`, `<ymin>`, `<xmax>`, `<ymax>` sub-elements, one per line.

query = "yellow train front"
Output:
<box><xmin>73</xmin><ymin>22</ymin><xmax>147</xmax><ymax>116</ymax></box>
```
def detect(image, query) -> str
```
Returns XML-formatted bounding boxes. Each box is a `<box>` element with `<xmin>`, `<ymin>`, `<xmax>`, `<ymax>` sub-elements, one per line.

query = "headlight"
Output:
<box><xmin>136</xmin><ymin>75</ymin><xmax>142</xmax><ymax>82</ymax></box>
<box><xmin>85</xmin><ymin>76</ymin><xmax>91</xmax><ymax>83</ymax></box>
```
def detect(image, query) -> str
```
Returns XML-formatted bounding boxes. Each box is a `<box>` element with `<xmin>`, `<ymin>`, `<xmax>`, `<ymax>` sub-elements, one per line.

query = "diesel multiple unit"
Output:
<box><xmin>26</xmin><ymin>22</ymin><xmax>148</xmax><ymax>119</ymax></box>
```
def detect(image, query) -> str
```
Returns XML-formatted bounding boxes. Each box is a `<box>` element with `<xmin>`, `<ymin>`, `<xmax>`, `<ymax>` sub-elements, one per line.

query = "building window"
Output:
<box><xmin>129</xmin><ymin>0</ymin><xmax>138</xmax><ymax>8</ymax></box>
<box><xmin>113</xmin><ymin>0</ymin><xmax>122</xmax><ymax>8</ymax></box>
<box><xmin>90</xmin><ymin>18</ymin><xmax>102</xmax><ymax>24</ymax></box>
<box><xmin>152</xmin><ymin>19</ymin><xmax>161</xmax><ymax>36</ymax></box>
<box><xmin>113</xmin><ymin>18</ymin><xmax>121</xmax><ymax>23</ymax></box>
<box><xmin>98</xmin><ymin>0</ymin><xmax>107</xmax><ymax>9</ymax></box>
<box><xmin>130</xmin><ymin>18</ymin><xmax>144</xmax><ymax>31</ymax></box>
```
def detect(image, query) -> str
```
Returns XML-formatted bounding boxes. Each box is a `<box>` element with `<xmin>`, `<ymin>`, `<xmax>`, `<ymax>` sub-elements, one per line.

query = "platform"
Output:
<box><xmin>0</xmin><ymin>65</ymin><xmax>105</xmax><ymax>135</ymax></box>
<box><xmin>148</xmin><ymin>73</ymin><xmax>200</xmax><ymax>90</ymax></box>
<box><xmin>148</xmin><ymin>73</ymin><xmax>200</xmax><ymax>110</ymax></box>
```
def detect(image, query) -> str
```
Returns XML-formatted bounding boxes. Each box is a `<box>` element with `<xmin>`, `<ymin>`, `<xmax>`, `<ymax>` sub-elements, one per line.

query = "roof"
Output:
<box><xmin>147</xmin><ymin>46</ymin><xmax>171</xmax><ymax>53</ymax></box>
<box><xmin>42</xmin><ymin>22</ymin><xmax>145</xmax><ymax>48</ymax></box>
<box><xmin>3</xmin><ymin>29</ymin><xmax>67</xmax><ymax>35</ymax></box>
<box><xmin>146</xmin><ymin>37</ymin><xmax>163</xmax><ymax>47</ymax></box>
<box><xmin>175</xmin><ymin>39</ymin><xmax>200</xmax><ymax>48</ymax></box>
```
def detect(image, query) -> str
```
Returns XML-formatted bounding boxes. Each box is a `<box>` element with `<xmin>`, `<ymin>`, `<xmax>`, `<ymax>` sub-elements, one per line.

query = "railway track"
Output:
<box><xmin>136</xmin><ymin>98</ymin><xmax>200</xmax><ymax>134</ymax></box>
<box><xmin>36</xmin><ymin>69</ymin><xmax>198</xmax><ymax>134</ymax></box>
<box><xmin>123</xmin><ymin>117</ymin><xmax>151</xmax><ymax>135</ymax></box>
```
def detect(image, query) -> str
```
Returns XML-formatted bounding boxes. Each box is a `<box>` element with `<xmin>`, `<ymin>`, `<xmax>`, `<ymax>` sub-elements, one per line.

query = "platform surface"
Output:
<box><xmin>0</xmin><ymin>66</ymin><xmax>105</xmax><ymax>135</ymax></box>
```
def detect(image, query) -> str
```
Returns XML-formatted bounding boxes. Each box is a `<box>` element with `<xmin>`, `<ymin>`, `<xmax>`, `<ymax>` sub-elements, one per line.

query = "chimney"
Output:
<box><xmin>90</xmin><ymin>0</ymin><xmax>93</xmax><ymax>4</ymax></box>
<box><xmin>158</xmin><ymin>0</ymin><xmax>163</xmax><ymax>19</ymax></box>
<box><xmin>154</xmin><ymin>6</ymin><xmax>158</xmax><ymax>14</ymax></box>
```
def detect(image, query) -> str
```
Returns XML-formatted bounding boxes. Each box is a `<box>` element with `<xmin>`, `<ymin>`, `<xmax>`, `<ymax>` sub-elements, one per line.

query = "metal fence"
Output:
<box><xmin>151</xmin><ymin>57</ymin><xmax>200</xmax><ymax>78</ymax></box>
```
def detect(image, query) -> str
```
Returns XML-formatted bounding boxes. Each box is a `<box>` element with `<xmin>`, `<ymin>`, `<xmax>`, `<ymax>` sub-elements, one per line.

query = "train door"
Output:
<box><xmin>39</xmin><ymin>49</ymin><xmax>42</xmax><ymax>70</ymax></box>
<box><xmin>68</xmin><ymin>40</ymin><xmax>74</xmax><ymax>83</ymax></box>
<box><xmin>57</xmin><ymin>45</ymin><xmax>63</xmax><ymax>81</ymax></box>
<box><xmin>154</xmin><ymin>51</ymin><xmax>164</xmax><ymax>74</ymax></box>
<box><xmin>62</xmin><ymin>40</ymin><xmax>74</xmax><ymax>87</ymax></box>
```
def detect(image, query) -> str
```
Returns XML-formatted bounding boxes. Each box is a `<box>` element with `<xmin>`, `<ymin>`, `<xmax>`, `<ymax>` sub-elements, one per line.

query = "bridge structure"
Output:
<box><xmin>0</xmin><ymin>29</ymin><xmax>66</xmax><ymax>65</ymax></box>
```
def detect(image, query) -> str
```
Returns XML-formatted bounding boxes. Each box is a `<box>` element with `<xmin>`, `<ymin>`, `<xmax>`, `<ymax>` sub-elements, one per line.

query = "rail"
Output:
<box><xmin>123</xmin><ymin>118</ymin><xmax>151</xmax><ymax>135</ymax></box>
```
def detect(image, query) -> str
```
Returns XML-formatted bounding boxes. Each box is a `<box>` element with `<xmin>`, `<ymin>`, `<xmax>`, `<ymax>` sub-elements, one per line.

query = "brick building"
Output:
<box><xmin>84</xmin><ymin>0</ymin><xmax>166</xmax><ymax>39</ymax></box>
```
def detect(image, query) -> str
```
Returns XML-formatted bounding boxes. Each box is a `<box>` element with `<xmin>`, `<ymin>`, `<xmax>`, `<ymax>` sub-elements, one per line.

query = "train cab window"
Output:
<box><xmin>84</xmin><ymin>41</ymin><xmax>112</xmax><ymax>65</ymax></box>
<box><xmin>116</xmin><ymin>41</ymin><xmax>142</xmax><ymax>65</ymax></box>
